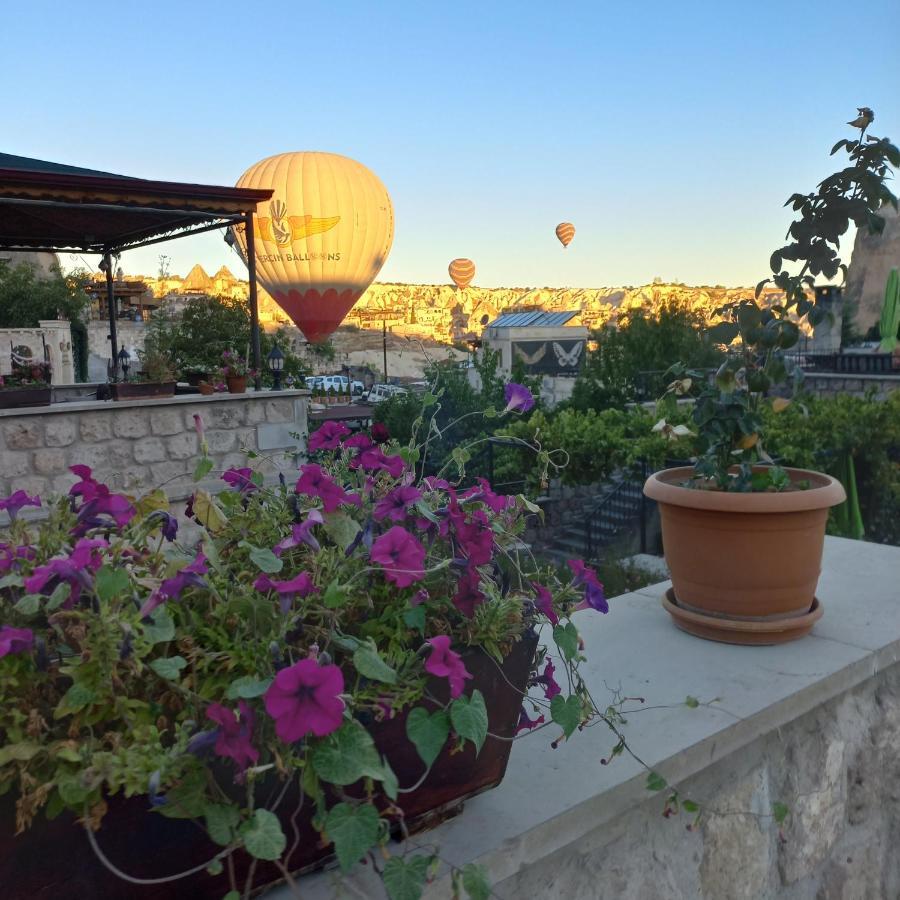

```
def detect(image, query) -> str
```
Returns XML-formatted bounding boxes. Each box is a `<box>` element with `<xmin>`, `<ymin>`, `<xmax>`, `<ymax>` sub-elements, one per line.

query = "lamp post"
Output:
<box><xmin>267</xmin><ymin>343</ymin><xmax>285</xmax><ymax>391</ymax></box>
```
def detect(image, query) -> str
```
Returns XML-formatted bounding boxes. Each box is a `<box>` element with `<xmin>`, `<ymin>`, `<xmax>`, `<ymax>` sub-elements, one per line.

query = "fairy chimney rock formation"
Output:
<box><xmin>845</xmin><ymin>204</ymin><xmax>900</xmax><ymax>335</ymax></box>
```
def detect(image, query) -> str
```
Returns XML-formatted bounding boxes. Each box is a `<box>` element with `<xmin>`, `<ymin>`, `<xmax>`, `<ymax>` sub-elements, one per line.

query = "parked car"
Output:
<box><xmin>366</xmin><ymin>384</ymin><xmax>408</xmax><ymax>404</ymax></box>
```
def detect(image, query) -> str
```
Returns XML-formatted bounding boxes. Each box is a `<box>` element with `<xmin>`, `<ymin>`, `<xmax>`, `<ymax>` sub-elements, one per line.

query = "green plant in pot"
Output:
<box><xmin>113</xmin><ymin>347</ymin><xmax>178</xmax><ymax>400</ymax></box>
<box><xmin>0</xmin><ymin>353</ymin><xmax>52</xmax><ymax>409</ymax></box>
<box><xmin>644</xmin><ymin>110</ymin><xmax>898</xmax><ymax>645</ymax></box>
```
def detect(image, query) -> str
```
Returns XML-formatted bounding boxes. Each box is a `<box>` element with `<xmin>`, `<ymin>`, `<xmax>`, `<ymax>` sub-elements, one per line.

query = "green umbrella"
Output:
<box><xmin>879</xmin><ymin>267</ymin><xmax>900</xmax><ymax>352</ymax></box>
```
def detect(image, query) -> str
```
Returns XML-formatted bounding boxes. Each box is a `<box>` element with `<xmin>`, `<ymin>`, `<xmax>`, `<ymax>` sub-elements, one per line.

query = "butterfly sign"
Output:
<box><xmin>553</xmin><ymin>341</ymin><xmax>583</xmax><ymax>368</ymax></box>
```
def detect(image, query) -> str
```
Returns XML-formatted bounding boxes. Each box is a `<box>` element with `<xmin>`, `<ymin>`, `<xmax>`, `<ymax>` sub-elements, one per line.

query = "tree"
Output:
<box><xmin>0</xmin><ymin>261</ymin><xmax>91</xmax><ymax>328</ymax></box>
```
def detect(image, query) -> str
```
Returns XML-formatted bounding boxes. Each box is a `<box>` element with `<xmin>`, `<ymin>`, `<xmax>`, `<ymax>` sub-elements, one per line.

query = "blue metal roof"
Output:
<box><xmin>488</xmin><ymin>310</ymin><xmax>578</xmax><ymax>328</ymax></box>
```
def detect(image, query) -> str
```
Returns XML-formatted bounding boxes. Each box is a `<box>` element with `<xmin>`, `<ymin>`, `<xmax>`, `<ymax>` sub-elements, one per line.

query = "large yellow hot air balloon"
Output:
<box><xmin>555</xmin><ymin>222</ymin><xmax>576</xmax><ymax>248</ymax></box>
<box><xmin>232</xmin><ymin>152</ymin><xmax>393</xmax><ymax>342</ymax></box>
<box><xmin>448</xmin><ymin>258</ymin><xmax>476</xmax><ymax>290</ymax></box>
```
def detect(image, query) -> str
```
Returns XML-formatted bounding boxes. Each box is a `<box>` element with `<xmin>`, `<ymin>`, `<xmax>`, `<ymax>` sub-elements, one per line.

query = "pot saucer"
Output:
<box><xmin>662</xmin><ymin>588</ymin><xmax>823</xmax><ymax>645</ymax></box>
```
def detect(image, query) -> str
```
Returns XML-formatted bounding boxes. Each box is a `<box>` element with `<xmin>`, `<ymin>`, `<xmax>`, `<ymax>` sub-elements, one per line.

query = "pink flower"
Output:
<box><xmin>273</xmin><ymin>510</ymin><xmax>324</xmax><ymax>555</ymax></box>
<box><xmin>0</xmin><ymin>543</ymin><xmax>35</xmax><ymax>574</ymax></box>
<box><xmin>206</xmin><ymin>701</ymin><xmax>259</xmax><ymax>771</ymax></box>
<box><xmin>424</xmin><ymin>636</ymin><xmax>472</xmax><ymax>699</ymax></box>
<box><xmin>24</xmin><ymin>538</ymin><xmax>109</xmax><ymax>608</ymax></box>
<box><xmin>504</xmin><ymin>382</ymin><xmax>535</xmax><ymax>413</ymax></box>
<box><xmin>463</xmin><ymin>478</ymin><xmax>514</xmax><ymax>515</ymax></box>
<box><xmin>295</xmin><ymin>464</ymin><xmax>360</xmax><ymax>513</ymax></box>
<box><xmin>370</xmin><ymin>526</ymin><xmax>426</xmax><ymax>587</ymax></box>
<box><xmin>534</xmin><ymin>657</ymin><xmax>561</xmax><ymax>699</ymax></box>
<box><xmin>453</xmin><ymin>564</ymin><xmax>485</xmax><ymax>618</ymax></box>
<box><xmin>254</xmin><ymin>571</ymin><xmax>317</xmax><ymax>614</ymax></box>
<box><xmin>68</xmin><ymin>468</ymin><xmax>135</xmax><ymax>534</ymax></box>
<box><xmin>308</xmin><ymin>421</ymin><xmax>350</xmax><ymax>451</ymax></box>
<box><xmin>568</xmin><ymin>559</ymin><xmax>608</xmax><ymax>614</ymax></box>
<box><xmin>352</xmin><ymin>447</ymin><xmax>405</xmax><ymax>478</ymax></box>
<box><xmin>454</xmin><ymin>509</ymin><xmax>494</xmax><ymax>566</ymax></box>
<box><xmin>532</xmin><ymin>582</ymin><xmax>559</xmax><ymax>625</ymax></box>
<box><xmin>371</xmin><ymin>422</ymin><xmax>390</xmax><ymax>443</ymax></box>
<box><xmin>264</xmin><ymin>658</ymin><xmax>345</xmax><ymax>742</ymax></box>
<box><xmin>140</xmin><ymin>552</ymin><xmax>208</xmax><ymax>618</ymax></box>
<box><xmin>515</xmin><ymin>706</ymin><xmax>545</xmax><ymax>735</ymax></box>
<box><xmin>222</xmin><ymin>467</ymin><xmax>257</xmax><ymax>493</ymax></box>
<box><xmin>0</xmin><ymin>490</ymin><xmax>41</xmax><ymax>521</ymax></box>
<box><xmin>69</xmin><ymin>465</ymin><xmax>101</xmax><ymax>501</ymax></box>
<box><xmin>343</xmin><ymin>433</ymin><xmax>374</xmax><ymax>450</ymax></box>
<box><xmin>0</xmin><ymin>626</ymin><xmax>34</xmax><ymax>658</ymax></box>
<box><xmin>373</xmin><ymin>486</ymin><xmax>422</xmax><ymax>522</ymax></box>
<box><xmin>192</xmin><ymin>413</ymin><xmax>205</xmax><ymax>439</ymax></box>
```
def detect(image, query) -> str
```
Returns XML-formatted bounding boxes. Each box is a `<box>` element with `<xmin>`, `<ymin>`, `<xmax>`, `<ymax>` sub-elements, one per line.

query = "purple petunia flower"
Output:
<box><xmin>0</xmin><ymin>491</ymin><xmax>41</xmax><ymax>522</ymax></box>
<box><xmin>273</xmin><ymin>509</ymin><xmax>324</xmax><ymax>556</ymax></box>
<box><xmin>222</xmin><ymin>467</ymin><xmax>257</xmax><ymax>493</ymax></box>
<box><xmin>352</xmin><ymin>447</ymin><xmax>406</xmax><ymax>478</ymax></box>
<box><xmin>373</xmin><ymin>486</ymin><xmax>422</xmax><ymax>523</ymax></box>
<box><xmin>504</xmin><ymin>382</ymin><xmax>535</xmax><ymax>414</ymax></box>
<box><xmin>308</xmin><ymin>421</ymin><xmax>350</xmax><ymax>452</ymax></box>
<box><xmin>532</xmin><ymin>582</ymin><xmax>559</xmax><ymax>626</ymax></box>
<box><xmin>295</xmin><ymin>464</ymin><xmax>360</xmax><ymax>514</ymax></box>
<box><xmin>206</xmin><ymin>700</ymin><xmax>259</xmax><ymax>772</ymax></box>
<box><xmin>370</xmin><ymin>422</ymin><xmax>390</xmax><ymax>444</ymax></box>
<box><xmin>533</xmin><ymin>657</ymin><xmax>561</xmax><ymax>699</ymax></box>
<box><xmin>254</xmin><ymin>571</ymin><xmax>317</xmax><ymax>614</ymax></box>
<box><xmin>453</xmin><ymin>564</ymin><xmax>485</xmax><ymax>618</ymax></box>
<box><xmin>0</xmin><ymin>625</ymin><xmax>34</xmax><ymax>658</ymax></box>
<box><xmin>149</xmin><ymin>511</ymin><xmax>178</xmax><ymax>542</ymax></box>
<box><xmin>264</xmin><ymin>658</ymin><xmax>345</xmax><ymax>742</ymax></box>
<box><xmin>370</xmin><ymin>526</ymin><xmax>426</xmax><ymax>588</ymax></box>
<box><xmin>342</xmin><ymin>432</ymin><xmax>374</xmax><ymax>451</ymax></box>
<box><xmin>568</xmin><ymin>559</ymin><xmax>608</xmax><ymax>614</ymax></box>
<box><xmin>515</xmin><ymin>706</ymin><xmax>545</xmax><ymax>735</ymax></box>
<box><xmin>0</xmin><ymin>543</ymin><xmax>35</xmax><ymax>574</ymax></box>
<box><xmin>140</xmin><ymin>552</ymin><xmax>208</xmax><ymax>618</ymax></box>
<box><xmin>424</xmin><ymin>635</ymin><xmax>472</xmax><ymax>699</ymax></box>
<box><xmin>24</xmin><ymin>538</ymin><xmax>109</xmax><ymax>608</ymax></box>
<box><xmin>454</xmin><ymin>508</ymin><xmax>494</xmax><ymax>566</ymax></box>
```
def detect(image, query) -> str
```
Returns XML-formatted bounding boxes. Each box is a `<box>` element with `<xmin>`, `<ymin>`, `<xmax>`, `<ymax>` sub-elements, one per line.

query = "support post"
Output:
<box><xmin>104</xmin><ymin>252</ymin><xmax>118</xmax><ymax>381</ymax></box>
<box><xmin>382</xmin><ymin>319</ymin><xmax>388</xmax><ymax>383</ymax></box>
<box><xmin>244</xmin><ymin>211</ymin><xmax>262</xmax><ymax>390</ymax></box>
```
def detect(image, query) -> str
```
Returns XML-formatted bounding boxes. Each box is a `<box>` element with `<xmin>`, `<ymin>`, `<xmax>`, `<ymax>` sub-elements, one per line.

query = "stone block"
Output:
<box><xmin>205</xmin><ymin>429</ymin><xmax>236</xmax><ymax>454</ymax></box>
<box><xmin>245</xmin><ymin>401</ymin><xmax>268</xmax><ymax>425</ymax></box>
<box><xmin>264</xmin><ymin>399</ymin><xmax>295</xmax><ymax>422</ymax></box>
<box><xmin>257</xmin><ymin>423</ymin><xmax>301</xmax><ymax>451</ymax></box>
<box><xmin>150</xmin><ymin>460</ymin><xmax>190</xmax><ymax>488</ymax></box>
<box><xmin>32</xmin><ymin>448</ymin><xmax>68</xmax><ymax>476</ymax></box>
<box><xmin>3</xmin><ymin>421</ymin><xmax>44</xmax><ymax>450</ymax></box>
<box><xmin>12</xmin><ymin>475</ymin><xmax>49</xmax><ymax>498</ymax></box>
<box><xmin>73</xmin><ymin>441</ymin><xmax>132</xmax><ymax>473</ymax></box>
<box><xmin>149</xmin><ymin>409</ymin><xmax>185</xmax><ymax>436</ymax></box>
<box><xmin>205</xmin><ymin>403</ymin><xmax>246</xmax><ymax>429</ymax></box>
<box><xmin>113</xmin><ymin>411</ymin><xmax>150</xmax><ymax>439</ymax></box>
<box><xmin>0</xmin><ymin>450</ymin><xmax>31</xmax><ymax>479</ymax></box>
<box><xmin>133</xmin><ymin>437</ymin><xmax>168</xmax><ymax>464</ymax></box>
<box><xmin>51</xmin><ymin>472</ymin><xmax>80</xmax><ymax>496</ymax></box>
<box><xmin>44</xmin><ymin>417</ymin><xmax>78</xmax><ymax>447</ymax></box>
<box><xmin>166</xmin><ymin>432</ymin><xmax>199</xmax><ymax>460</ymax></box>
<box><xmin>79</xmin><ymin>413</ymin><xmax>114</xmax><ymax>442</ymax></box>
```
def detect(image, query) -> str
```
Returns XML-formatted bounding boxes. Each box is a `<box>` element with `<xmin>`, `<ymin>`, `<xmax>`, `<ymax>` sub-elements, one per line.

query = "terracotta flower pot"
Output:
<box><xmin>197</xmin><ymin>382</ymin><xmax>215</xmax><ymax>396</ymax></box>
<box><xmin>225</xmin><ymin>375</ymin><xmax>247</xmax><ymax>394</ymax></box>
<box><xmin>644</xmin><ymin>466</ymin><xmax>846</xmax><ymax>644</ymax></box>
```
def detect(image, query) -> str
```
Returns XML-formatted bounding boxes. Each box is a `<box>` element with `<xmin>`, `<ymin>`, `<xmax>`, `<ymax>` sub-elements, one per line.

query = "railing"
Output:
<box><xmin>462</xmin><ymin>436</ymin><xmax>529</xmax><ymax>496</ymax></box>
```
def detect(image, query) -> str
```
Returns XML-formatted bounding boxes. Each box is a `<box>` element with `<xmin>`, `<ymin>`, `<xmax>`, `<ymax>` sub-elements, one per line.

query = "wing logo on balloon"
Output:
<box><xmin>253</xmin><ymin>201</ymin><xmax>342</xmax><ymax>247</ymax></box>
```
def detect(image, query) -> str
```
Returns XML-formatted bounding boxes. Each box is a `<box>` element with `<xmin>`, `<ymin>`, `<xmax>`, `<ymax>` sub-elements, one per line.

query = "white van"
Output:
<box><xmin>367</xmin><ymin>384</ymin><xmax>407</xmax><ymax>404</ymax></box>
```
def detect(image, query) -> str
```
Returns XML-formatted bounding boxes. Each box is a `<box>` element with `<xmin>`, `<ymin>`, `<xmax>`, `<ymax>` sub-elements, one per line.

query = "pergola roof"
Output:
<box><xmin>0</xmin><ymin>152</ymin><xmax>272</xmax><ymax>254</ymax></box>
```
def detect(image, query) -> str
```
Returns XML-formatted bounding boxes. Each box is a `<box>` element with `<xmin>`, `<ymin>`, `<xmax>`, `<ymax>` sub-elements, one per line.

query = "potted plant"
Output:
<box><xmin>644</xmin><ymin>111</ymin><xmax>898</xmax><ymax>644</ymax></box>
<box><xmin>112</xmin><ymin>348</ymin><xmax>178</xmax><ymax>401</ymax></box>
<box><xmin>0</xmin><ymin>356</ymin><xmax>51</xmax><ymax>409</ymax></box>
<box><xmin>0</xmin><ymin>383</ymin><xmax>619</xmax><ymax>899</ymax></box>
<box><xmin>219</xmin><ymin>348</ymin><xmax>256</xmax><ymax>394</ymax></box>
<box><xmin>181</xmin><ymin>363</ymin><xmax>211</xmax><ymax>387</ymax></box>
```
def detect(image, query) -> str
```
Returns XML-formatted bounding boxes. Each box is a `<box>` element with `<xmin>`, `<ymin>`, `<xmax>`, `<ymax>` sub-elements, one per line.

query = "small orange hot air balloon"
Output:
<box><xmin>448</xmin><ymin>258</ymin><xmax>476</xmax><ymax>290</ymax></box>
<box><xmin>555</xmin><ymin>222</ymin><xmax>576</xmax><ymax>248</ymax></box>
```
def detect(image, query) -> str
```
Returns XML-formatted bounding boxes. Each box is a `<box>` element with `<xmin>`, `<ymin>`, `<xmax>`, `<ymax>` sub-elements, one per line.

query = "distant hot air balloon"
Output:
<box><xmin>232</xmin><ymin>152</ymin><xmax>394</xmax><ymax>342</ymax></box>
<box><xmin>449</xmin><ymin>258</ymin><xmax>476</xmax><ymax>290</ymax></box>
<box><xmin>555</xmin><ymin>222</ymin><xmax>576</xmax><ymax>248</ymax></box>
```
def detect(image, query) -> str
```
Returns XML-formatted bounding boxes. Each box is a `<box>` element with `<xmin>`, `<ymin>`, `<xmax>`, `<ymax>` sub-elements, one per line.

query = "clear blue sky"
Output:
<box><xmin>5</xmin><ymin>0</ymin><xmax>899</xmax><ymax>287</ymax></box>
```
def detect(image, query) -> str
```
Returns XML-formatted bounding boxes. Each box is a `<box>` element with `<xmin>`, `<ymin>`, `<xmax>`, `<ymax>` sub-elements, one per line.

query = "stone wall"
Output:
<box><xmin>803</xmin><ymin>371</ymin><xmax>899</xmax><ymax>400</ymax></box>
<box><xmin>0</xmin><ymin>321</ymin><xmax>75</xmax><ymax>384</ymax></box>
<box><xmin>494</xmin><ymin>662</ymin><xmax>900</xmax><ymax>900</ymax></box>
<box><xmin>86</xmin><ymin>320</ymin><xmax>149</xmax><ymax>382</ymax></box>
<box><xmin>0</xmin><ymin>391</ymin><xmax>308</xmax><ymax>510</ymax></box>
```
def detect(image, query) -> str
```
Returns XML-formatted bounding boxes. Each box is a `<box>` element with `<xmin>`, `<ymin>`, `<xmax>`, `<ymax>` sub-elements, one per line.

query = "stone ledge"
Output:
<box><xmin>271</xmin><ymin>536</ymin><xmax>900</xmax><ymax>898</ymax></box>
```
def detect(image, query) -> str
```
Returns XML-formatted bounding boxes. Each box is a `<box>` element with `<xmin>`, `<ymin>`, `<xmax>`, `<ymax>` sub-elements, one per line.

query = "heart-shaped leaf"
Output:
<box><xmin>550</xmin><ymin>694</ymin><xmax>581</xmax><ymax>738</ymax></box>
<box><xmin>241</xmin><ymin>808</ymin><xmax>285</xmax><ymax>861</ymax></box>
<box><xmin>406</xmin><ymin>707</ymin><xmax>450</xmax><ymax>768</ymax></box>
<box><xmin>323</xmin><ymin>802</ymin><xmax>380</xmax><ymax>873</ymax></box>
<box><xmin>449</xmin><ymin>690</ymin><xmax>488</xmax><ymax>755</ymax></box>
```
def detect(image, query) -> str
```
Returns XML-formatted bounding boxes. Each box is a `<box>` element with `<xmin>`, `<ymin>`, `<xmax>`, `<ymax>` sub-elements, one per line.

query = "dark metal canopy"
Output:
<box><xmin>0</xmin><ymin>152</ymin><xmax>273</xmax><ymax>378</ymax></box>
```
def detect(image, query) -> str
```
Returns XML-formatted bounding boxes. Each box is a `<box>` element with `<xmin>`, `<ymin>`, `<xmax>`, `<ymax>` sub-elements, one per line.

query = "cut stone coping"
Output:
<box><xmin>267</xmin><ymin>535</ymin><xmax>900</xmax><ymax>898</ymax></box>
<box><xmin>0</xmin><ymin>388</ymin><xmax>311</xmax><ymax>419</ymax></box>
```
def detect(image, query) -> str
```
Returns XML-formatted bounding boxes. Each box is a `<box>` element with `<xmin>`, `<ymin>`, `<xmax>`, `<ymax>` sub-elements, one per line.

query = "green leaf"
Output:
<box><xmin>54</xmin><ymin>683</ymin><xmax>97</xmax><ymax>719</ymax></box>
<box><xmin>552</xmin><ymin>622</ymin><xmax>579</xmax><ymax>661</ymax></box>
<box><xmin>706</xmin><ymin>321</ymin><xmax>740</xmax><ymax>346</ymax></box>
<box><xmin>56</xmin><ymin>775</ymin><xmax>90</xmax><ymax>805</ymax></box>
<box><xmin>684</xmin><ymin>695</ymin><xmax>700</xmax><ymax>709</ymax></box>
<box><xmin>353</xmin><ymin>639</ymin><xmax>397</xmax><ymax>684</ymax></box>
<box><xmin>311</xmin><ymin>722</ymin><xmax>384</xmax><ymax>785</ymax></box>
<box><xmin>403</xmin><ymin>605</ymin><xmax>426</xmax><ymax>632</ymax></box>
<box><xmin>413</xmin><ymin>500</ymin><xmax>440</xmax><ymax>524</ymax></box>
<box><xmin>461</xmin><ymin>862</ymin><xmax>492</xmax><ymax>900</ymax></box>
<box><xmin>773</xmin><ymin>801</ymin><xmax>790</xmax><ymax>825</ymax></box>
<box><xmin>205</xmin><ymin>803</ymin><xmax>241</xmax><ymax>847</ymax></box>
<box><xmin>13</xmin><ymin>593</ymin><xmax>41</xmax><ymax>616</ymax></box>
<box><xmin>206</xmin><ymin>858</ymin><xmax>224</xmax><ymax>876</ymax></box>
<box><xmin>241</xmin><ymin>809</ymin><xmax>286</xmax><ymax>861</ymax></box>
<box><xmin>46</xmin><ymin>582</ymin><xmax>71</xmax><ymax>612</ymax></box>
<box><xmin>323</xmin><ymin>579</ymin><xmax>346</xmax><ymax>608</ymax></box>
<box><xmin>95</xmin><ymin>566</ymin><xmax>130</xmax><ymax>602</ymax></box>
<box><xmin>225</xmin><ymin>676</ymin><xmax>273</xmax><ymax>700</ymax></box>
<box><xmin>681</xmin><ymin>799</ymin><xmax>700</xmax><ymax>813</ymax></box>
<box><xmin>242</xmin><ymin>543</ymin><xmax>283</xmax><ymax>574</ymax></box>
<box><xmin>0</xmin><ymin>573</ymin><xmax>23</xmax><ymax>590</ymax></box>
<box><xmin>449</xmin><ymin>690</ymin><xmax>488</xmax><ymax>755</ymax></box>
<box><xmin>149</xmin><ymin>656</ymin><xmax>188</xmax><ymax>680</ymax></box>
<box><xmin>406</xmin><ymin>707</ymin><xmax>450</xmax><ymax>768</ymax></box>
<box><xmin>380</xmin><ymin>756</ymin><xmax>398</xmax><ymax>801</ymax></box>
<box><xmin>193</xmin><ymin>456</ymin><xmax>214</xmax><ymax>482</ymax></box>
<box><xmin>222</xmin><ymin>892</ymin><xmax>241</xmax><ymax>900</ymax></box>
<box><xmin>550</xmin><ymin>694</ymin><xmax>581</xmax><ymax>738</ymax></box>
<box><xmin>646</xmin><ymin>772</ymin><xmax>668</xmax><ymax>792</ymax></box>
<box><xmin>482</xmin><ymin>405</ymin><xmax>497</xmax><ymax>419</ymax></box>
<box><xmin>143</xmin><ymin>608</ymin><xmax>175</xmax><ymax>644</ymax></box>
<box><xmin>157</xmin><ymin>770</ymin><xmax>208</xmax><ymax>819</ymax></box>
<box><xmin>323</xmin><ymin>512</ymin><xmax>362</xmax><ymax>552</ymax></box>
<box><xmin>383</xmin><ymin>855</ymin><xmax>430</xmax><ymax>900</ymax></box>
<box><xmin>0</xmin><ymin>742</ymin><xmax>41</xmax><ymax>766</ymax></box>
<box><xmin>324</xmin><ymin>802</ymin><xmax>380</xmax><ymax>873</ymax></box>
